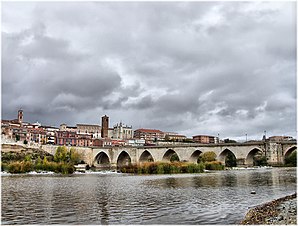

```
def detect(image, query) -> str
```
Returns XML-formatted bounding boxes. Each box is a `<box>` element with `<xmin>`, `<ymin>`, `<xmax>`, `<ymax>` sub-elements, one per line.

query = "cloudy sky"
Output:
<box><xmin>1</xmin><ymin>1</ymin><xmax>296</xmax><ymax>140</ymax></box>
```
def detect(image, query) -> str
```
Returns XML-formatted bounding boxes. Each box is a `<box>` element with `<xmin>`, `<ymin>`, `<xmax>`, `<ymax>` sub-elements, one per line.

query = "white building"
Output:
<box><xmin>112</xmin><ymin>122</ymin><xmax>133</xmax><ymax>140</ymax></box>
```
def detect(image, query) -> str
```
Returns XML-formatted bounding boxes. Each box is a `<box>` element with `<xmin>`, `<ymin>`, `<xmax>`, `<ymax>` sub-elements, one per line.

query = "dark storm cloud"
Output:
<box><xmin>1</xmin><ymin>2</ymin><xmax>296</xmax><ymax>139</ymax></box>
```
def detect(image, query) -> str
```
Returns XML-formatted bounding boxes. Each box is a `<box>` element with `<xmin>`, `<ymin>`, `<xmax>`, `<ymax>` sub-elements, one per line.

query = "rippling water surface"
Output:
<box><xmin>1</xmin><ymin>167</ymin><xmax>296</xmax><ymax>224</ymax></box>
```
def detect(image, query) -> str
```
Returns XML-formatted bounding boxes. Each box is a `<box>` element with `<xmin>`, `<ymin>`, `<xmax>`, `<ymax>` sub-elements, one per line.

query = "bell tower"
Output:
<box><xmin>101</xmin><ymin>115</ymin><xmax>109</xmax><ymax>138</ymax></box>
<box><xmin>18</xmin><ymin>109</ymin><xmax>23</xmax><ymax>125</ymax></box>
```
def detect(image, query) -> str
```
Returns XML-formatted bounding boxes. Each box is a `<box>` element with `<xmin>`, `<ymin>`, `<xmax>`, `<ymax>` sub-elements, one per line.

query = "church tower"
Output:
<box><xmin>18</xmin><ymin>109</ymin><xmax>23</xmax><ymax>125</ymax></box>
<box><xmin>101</xmin><ymin>115</ymin><xmax>109</xmax><ymax>138</ymax></box>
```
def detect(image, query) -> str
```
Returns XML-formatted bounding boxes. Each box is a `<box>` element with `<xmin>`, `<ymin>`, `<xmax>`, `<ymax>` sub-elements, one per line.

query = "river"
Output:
<box><xmin>1</xmin><ymin>167</ymin><xmax>296</xmax><ymax>225</ymax></box>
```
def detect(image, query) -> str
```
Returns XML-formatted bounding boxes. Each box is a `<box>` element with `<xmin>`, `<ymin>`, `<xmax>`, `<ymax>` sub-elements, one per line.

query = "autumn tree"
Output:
<box><xmin>201</xmin><ymin>151</ymin><xmax>217</xmax><ymax>162</ymax></box>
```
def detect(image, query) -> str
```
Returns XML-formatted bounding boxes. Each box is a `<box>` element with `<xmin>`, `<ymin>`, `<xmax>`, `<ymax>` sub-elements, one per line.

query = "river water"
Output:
<box><xmin>1</xmin><ymin>167</ymin><xmax>296</xmax><ymax>225</ymax></box>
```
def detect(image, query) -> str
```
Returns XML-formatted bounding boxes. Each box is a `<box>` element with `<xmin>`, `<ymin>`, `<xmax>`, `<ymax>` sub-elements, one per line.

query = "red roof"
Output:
<box><xmin>135</xmin><ymin>128</ymin><xmax>163</xmax><ymax>133</ymax></box>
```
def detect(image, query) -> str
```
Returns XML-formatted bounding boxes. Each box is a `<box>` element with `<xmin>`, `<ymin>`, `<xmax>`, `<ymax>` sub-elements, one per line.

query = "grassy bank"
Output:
<box><xmin>1</xmin><ymin>159</ymin><xmax>75</xmax><ymax>174</ymax></box>
<box><xmin>1</xmin><ymin>146</ymin><xmax>82</xmax><ymax>174</ymax></box>
<box><xmin>118</xmin><ymin>161</ymin><xmax>224</xmax><ymax>174</ymax></box>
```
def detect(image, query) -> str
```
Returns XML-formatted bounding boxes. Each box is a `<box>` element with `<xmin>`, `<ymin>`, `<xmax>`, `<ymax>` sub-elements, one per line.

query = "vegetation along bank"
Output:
<box><xmin>1</xmin><ymin>146</ymin><xmax>83</xmax><ymax>174</ymax></box>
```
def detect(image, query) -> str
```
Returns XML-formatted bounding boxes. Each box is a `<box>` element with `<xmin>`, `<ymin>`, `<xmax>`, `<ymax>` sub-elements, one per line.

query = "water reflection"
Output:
<box><xmin>1</xmin><ymin>168</ymin><xmax>296</xmax><ymax>225</ymax></box>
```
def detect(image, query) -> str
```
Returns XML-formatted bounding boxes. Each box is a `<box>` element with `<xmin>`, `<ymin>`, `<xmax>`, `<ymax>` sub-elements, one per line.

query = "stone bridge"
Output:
<box><xmin>88</xmin><ymin>140</ymin><xmax>296</xmax><ymax>169</ymax></box>
<box><xmin>37</xmin><ymin>140</ymin><xmax>297</xmax><ymax>169</ymax></box>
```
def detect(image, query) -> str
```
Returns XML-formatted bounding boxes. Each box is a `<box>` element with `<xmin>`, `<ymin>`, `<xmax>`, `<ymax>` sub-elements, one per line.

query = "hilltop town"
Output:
<box><xmin>1</xmin><ymin>109</ymin><xmax>294</xmax><ymax>148</ymax></box>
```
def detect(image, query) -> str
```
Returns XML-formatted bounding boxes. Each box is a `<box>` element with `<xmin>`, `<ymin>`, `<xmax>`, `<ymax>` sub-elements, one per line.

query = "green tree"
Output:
<box><xmin>15</xmin><ymin>134</ymin><xmax>20</xmax><ymax>141</ymax></box>
<box><xmin>285</xmin><ymin>151</ymin><xmax>297</xmax><ymax>166</ymax></box>
<box><xmin>224</xmin><ymin>139</ymin><xmax>237</xmax><ymax>143</ymax></box>
<box><xmin>69</xmin><ymin>148</ymin><xmax>82</xmax><ymax>164</ymax></box>
<box><xmin>201</xmin><ymin>151</ymin><xmax>217</xmax><ymax>162</ymax></box>
<box><xmin>24</xmin><ymin>154</ymin><xmax>31</xmax><ymax>162</ymax></box>
<box><xmin>54</xmin><ymin>146</ymin><xmax>68</xmax><ymax>162</ymax></box>
<box><xmin>253</xmin><ymin>154</ymin><xmax>268</xmax><ymax>166</ymax></box>
<box><xmin>225</xmin><ymin>152</ymin><xmax>237</xmax><ymax>167</ymax></box>
<box><xmin>170</xmin><ymin>153</ymin><xmax>180</xmax><ymax>162</ymax></box>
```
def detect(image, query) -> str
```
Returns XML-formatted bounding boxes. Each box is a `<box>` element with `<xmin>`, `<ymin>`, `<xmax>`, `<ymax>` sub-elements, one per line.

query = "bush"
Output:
<box><xmin>54</xmin><ymin>146</ymin><xmax>68</xmax><ymax>162</ymax></box>
<box><xmin>118</xmin><ymin>162</ymin><xmax>205</xmax><ymax>174</ymax></box>
<box><xmin>285</xmin><ymin>151</ymin><xmax>297</xmax><ymax>167</ymax></box>
<box><xmin>201</xmin><ymin>152</ymin><xmax>217</xmax><ymax>162</ymax></box>
<box><xmin>225</xmin><ymin>152</ymin><xmax>237</xmax><ymax>167</ymax></box>
<box><xmin>253</xmin><ymin>156</ymin><xmax>268</xmax><ymax>166</ymax></box>
<box><xmin>70</xmin><ymin>148</ymin><xmax>82</xmax><ymax>164</ymax></box>
<box><xmin>7</xmin><ymin>161</ymin><xmax>33</xmax><ymax>173</ymax></box>
<box><xmin>205</xmin><ymin>161</ymin><xmax>224</xmax><ymax>170</ymax></box>
<box><xmin>1</xmin><ymin>162</ymin><xmax>8</xmax><ymax>171</ymax></box>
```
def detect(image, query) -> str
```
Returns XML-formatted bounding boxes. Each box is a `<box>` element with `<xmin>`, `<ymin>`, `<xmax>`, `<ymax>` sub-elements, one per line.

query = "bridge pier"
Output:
<box><xmin>236</xmin><ymin>158</ymin><xmax>245</xmax><ymax>167</ymax></box>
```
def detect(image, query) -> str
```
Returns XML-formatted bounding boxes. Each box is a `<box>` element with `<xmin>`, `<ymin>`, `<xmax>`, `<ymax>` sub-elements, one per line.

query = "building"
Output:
<box><xmin>268</xmin><ymin>136</ymin><xmax>294</xmax><ymax>142</ymax></box>
<box><xmin>112</xmin><ymin>122</ymin><xmax>133</xmax><ymax>140</ymax></box>
<box><xmin>28</xmin><ymin>128</ymin><xmax>47</xmax><ymax>144</ymax></box>
<box><xmin>59</xmin><ymin>124</ymin><xmax>77</xmax><ymax>132</ymax></box>
<box><xmin>101</xmin><ymin>115</ymin><xmax>109</xmax><ymax>138</ymax></box>
<box><xmin>77</xmin><ymin>133</ymin><xmax>93</xmax><ymax>147</ymax></box>
<box><xmin>193</xmin><ymin>135</ymin><xmax>218</xmax><ymax>144</ymax></box>
<box><xmin>77</xmin><ymin>124</ymin><xmax>101</xmax><ymax>136</ymax></box>
<box><xmin>164</xmin><ymin>132</ymin><xmax>187</xmax><ymax>141</ymax></box>
<box><xmin>127</xmin><ymin>139</ymin><xmax>146</xmax><ymax>146</ymax></box>
<box><xmin>41</xmin><ymin>126</ymin><xmax>59</xmax><ymax>144</ymax></box>
<box><xmin>56</xmin><ymin>131</ymin><xmax>77</xmax><ymax>146</ymax></box>
<box><xmin>134</xmin><ymin>128</ymin><xmax>165</xmax><ymax>141</ymax></box>
<box><xmin>92</xmin><ymin>138</ymin><xmax>112</xmax><ymax>147</ymax></box>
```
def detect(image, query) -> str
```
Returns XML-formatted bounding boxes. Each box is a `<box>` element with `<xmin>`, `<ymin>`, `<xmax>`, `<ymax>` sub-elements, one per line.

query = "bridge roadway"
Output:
<box><xmin>41</xmin><ymin>140</ymin><xmax>296</xmax><ymax>168</ymax></box>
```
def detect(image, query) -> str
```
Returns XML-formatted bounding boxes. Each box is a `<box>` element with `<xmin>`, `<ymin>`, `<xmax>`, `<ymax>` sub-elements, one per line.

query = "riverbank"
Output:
<box><xmin>241</xmin><ymin>193</ymin><xmax>297</xmax><ymax>225</ymax></box>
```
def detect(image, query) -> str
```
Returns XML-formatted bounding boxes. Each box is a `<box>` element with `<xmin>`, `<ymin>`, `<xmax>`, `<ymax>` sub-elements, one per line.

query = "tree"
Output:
<box><xmin>285</xmin><ymin>151</ymin><xmax>297</xmax><ymax>166</ymax></box>
<box><xmin>225</xmin><ymin>152</ymin><xmax>237</xmax><ymax>167</ymax></box>
<box><xmin>54</xmin><ymin>146</ymin><xmax>68</xmax><ymax>162</ymax></box>
<box><xmin>224</xmin><ymin>139</ymin><xmax>237</xmax><ymax>143</ymax></box>
<box><xmin>69</xmin><ymin>148</ymin><xmax>82</xmax><ymax>164</ymax></box>
<box><xmin>170</xmin><ymin>153</ymin><xmax>180</xmax><ymax>162</ymax></box>
<box><xmin>15</xmin><ymin>134</ymin><xmax>20</xmax><ymax>141</ymax></box>
<box><xmin>201</xmin><ymin>151</ymin><xmax>217</xmax><ymax>162</ymax></box>
<box><xmin>253</xmin><ymin>154</ymin><xmax>268</xmax><ymax>166</ymax></box>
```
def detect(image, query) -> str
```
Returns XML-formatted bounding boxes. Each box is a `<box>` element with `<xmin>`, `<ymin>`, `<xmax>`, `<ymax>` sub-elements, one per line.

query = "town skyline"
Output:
<box><xmin>2</xmin><ymin>2</ymin><xmax>296</xmax><ymax>140</ymax></box>
<box><xmin>2</xmin><ymin>108</ymin><xmax>295</xmax><ymax>142</ymax></box>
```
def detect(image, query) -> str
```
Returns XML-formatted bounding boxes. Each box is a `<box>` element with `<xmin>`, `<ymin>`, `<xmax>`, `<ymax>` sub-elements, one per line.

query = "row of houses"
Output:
<box><xmin>1</xmin><ymin>109</ymin><xmax>223</xmax><ymax>147</ymax></box>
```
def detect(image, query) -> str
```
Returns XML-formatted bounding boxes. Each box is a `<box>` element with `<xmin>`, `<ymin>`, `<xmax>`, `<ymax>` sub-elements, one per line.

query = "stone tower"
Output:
<box><xmin>18</xmin><ymin>109</ymin><xmax>23</xmax><ymax>125</ymax></box>
<box><xmin>101</xmin><ymin>115</ymin><xmax>109</xmax><ymax>138</ymax></box>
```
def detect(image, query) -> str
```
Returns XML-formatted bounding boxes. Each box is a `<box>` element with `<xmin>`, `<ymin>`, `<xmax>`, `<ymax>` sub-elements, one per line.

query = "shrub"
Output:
<box><xmin>201</xmin><ymin>152</ymin><xmax>217</xmax><ymax>162</ymax></box>
<box><xmin>119</xmin><ymin>162</ymin><xmax>206</xmax><ymax>174</ymax></box>
<box><xmin>285</xmin><ymin>151</ymin><xmax>297</xmax><ymax>167</ymax></box>
<box><xmin>70</xmin><ymin>148</ymin><xmax>82</xmax><ymax>164</ymax></box>
<box><xmin>7</xmin><ymin>161</ymin><xmax>33</xmax><ymax>173</ymax></box>
<box><xmin>157</xmin><ymin>164</ymin><xmax>165</xmax><ymax>174</ymax></box>
<box><xmin>54</xmin><ymin>146</ymin><xmax>68</xmax><ymax>162</ymax></box>
<box><xmin>1</xmin><ymin>162</ymin><xmax>8</xmax><ymax>172</ymax></box>
<box><xmin>205</xmin><ymin>161</ymin><xmax>224</xmax><ymax>170</ymax></box>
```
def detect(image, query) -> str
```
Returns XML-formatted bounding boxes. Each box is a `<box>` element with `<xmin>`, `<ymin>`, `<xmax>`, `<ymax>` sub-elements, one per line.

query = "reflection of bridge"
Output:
<box><xmin>40</xmin><ymin>140</ymin><xmax>296</xmax><ymax>168</ymax></box>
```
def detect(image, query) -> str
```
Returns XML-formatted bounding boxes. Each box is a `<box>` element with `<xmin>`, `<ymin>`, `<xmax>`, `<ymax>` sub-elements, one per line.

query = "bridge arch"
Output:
<box><xmin>94</xmin><ymin>151</ymin><xmax>111</xmax><ymax>169</ymax></box>
<box><xmin>218</xmin><ymin>149</ymin><xmax>237</xmax><ymax>167</ymax></box>
<box><xmin>162</xmin><ymin>149</ymin><xmax>180</xmax><ymax>162</ymax></box>
<box><xmin>139</xmin><ymin>150</ymin><xmax>155</xmax><ymax>162</ymax></box>
<box><xmin>246</xmin><ymin>148</ymin><xmax>263</xmax><ymax>166</ymax></box>
<box><xmin>117</xmin><ymin>151</ymin><xmax>132</xmax><ymax>168</ymax></box>
<box><xmin>189</xmin><ymin>150</ymin><xmax>202</xmax><ymax>163</ymax></box>
<box><xmin>284</xmin><ymin>146</ymin><xmax>297</xmax><ymax>159</ymax></box>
